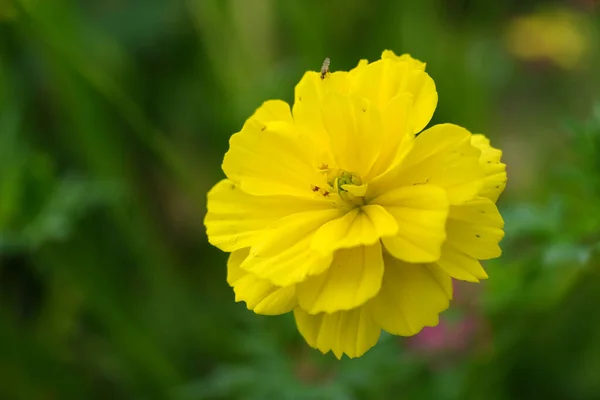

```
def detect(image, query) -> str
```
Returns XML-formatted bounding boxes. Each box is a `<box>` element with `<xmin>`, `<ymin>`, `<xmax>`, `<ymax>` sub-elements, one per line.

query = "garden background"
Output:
<box><xmin>1</xmin><ymin>0</ymin><xmax>600</xmax><ymax>399</ymax></box>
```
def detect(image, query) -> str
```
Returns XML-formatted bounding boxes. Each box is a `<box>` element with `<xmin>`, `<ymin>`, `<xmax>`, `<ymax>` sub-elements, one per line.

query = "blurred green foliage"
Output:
<box><xmin>1</xmin><ymin>0</ymin><xmax>600</xmax><ymax>399</ymax></box>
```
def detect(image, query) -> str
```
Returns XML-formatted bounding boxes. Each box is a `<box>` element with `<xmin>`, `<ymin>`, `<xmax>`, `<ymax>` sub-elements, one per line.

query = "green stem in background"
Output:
<box><xmin>15</xmin><ymin>0</ymin><xmax>205</xmax><ymax>208</ymax></box>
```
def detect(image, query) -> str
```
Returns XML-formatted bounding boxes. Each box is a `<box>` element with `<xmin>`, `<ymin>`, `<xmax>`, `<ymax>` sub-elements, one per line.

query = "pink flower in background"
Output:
<box><xmin>406</xmin><ymin>317</ymin><xmax>479</xmax><ymax>355</ymax></box>
<box><xmin>406</xmin><ymin>281</ymin><xmax>491</xmax><ymax>364</ymax></box>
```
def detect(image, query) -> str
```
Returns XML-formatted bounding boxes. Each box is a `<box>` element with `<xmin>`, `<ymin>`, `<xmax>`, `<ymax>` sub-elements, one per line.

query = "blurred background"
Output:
<box><xmin>1</xmin><ymin>0</ymin><xmax>600</xmax><ymax>399</ymax></box>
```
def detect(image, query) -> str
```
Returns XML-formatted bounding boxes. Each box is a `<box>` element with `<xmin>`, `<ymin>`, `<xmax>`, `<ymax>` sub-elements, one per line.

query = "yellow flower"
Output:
<box><xmin>505</xmin><ymin>10</ymin><xmax>590</xmax><ymax>70</ymax></box>
<box><xmin>205</xmin><ymin>50</ymin><xmax>506</xmax><ymax>359</ymax></box>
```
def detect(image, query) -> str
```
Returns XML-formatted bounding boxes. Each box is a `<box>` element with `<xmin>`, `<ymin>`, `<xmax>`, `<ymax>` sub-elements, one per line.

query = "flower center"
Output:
<box><xmin>312</xmin><ymin>164</ymin><xmax>367</xmax><ymax>208</ymax></box>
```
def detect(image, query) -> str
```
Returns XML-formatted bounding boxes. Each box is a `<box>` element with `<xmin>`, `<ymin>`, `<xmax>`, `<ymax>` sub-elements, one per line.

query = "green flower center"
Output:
<box><xmin>313</xmin><ymin>165</ymin><xmax>366</xmax><ymax>207</ymax></box>
<box><xmin>334</xmin><ymin>171</ymin><xmax>363</xmax><ymax>191</ymax></box>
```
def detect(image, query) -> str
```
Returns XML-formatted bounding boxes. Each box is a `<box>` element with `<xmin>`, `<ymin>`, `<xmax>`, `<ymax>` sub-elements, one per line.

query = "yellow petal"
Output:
<box><xmin>297</xmin><ymin>243</ymin><xmax>384</xmax><ymax>314</ymax></box>
<box><xmin>445</xmin><ymin>197</ymin><xmax>505</xmax><ymax>260</ymax></box>
<box><xmin>434</xmin><ymin>244</ymin><xmax>489</xmax><ymax>282</ymax></box>
<box><xmin>405</xmin><ymin>69</ymin><xmax>438</xmax><ymax>133</ymax></box>
<box><xmin>471</xmin><ymin>134</ymin><xmax>507</xmax><ymax>202</ymax></box>
<box><xmin>241</xmin><ymin>209</ymin><xmax>343</xmax><ymax>286</ymax></box>
<box><xmin>372</xmin><ymin>185</ymin><xmax>449</xmax><ymax>263</ymax></box>
<box><xmin>223</xmin><ymin>120</ymin><xmax>321</xmax><ymax>198</ymax></box>
<box><xmin>350</xmin><ymin>58</ymin><xmax>411</xmax><ymax>110</ymax></box>
<box><xmin>343</xmin><ymin>183</ymin><xmax>369</xmax><ymax>196</ymax></box>
<box><xmin>321</xmin><ymin>93</ymin><xmax>384</xmax><ymax>177</ymax></box>
<box><xmin>232</xmin><ymin>99</ymin><xmax>295</xmax><ymax>157</ymax></box>
<box><xmin>294</xmin><ymin>306</ymin><xmax>381</xmax><ymax>359</ymax></box>
<box><xmin>350</xmin><ymin>58</ymin><xmax>437</xmax><ymax>134</ymax></box>
<box><xmin>227</xmin><ymin>248</ymin><xmax>297</xmax><ymax>315</ymax></box>
<box><xmin>226</xmin><ymin>248</ymin><xmax>250</xmax><ymax>286</ymax></box>
<box><xmin>311</xmin><ymin>205</ymin><xmax>397</xmax><ymax>255</ymax></box>
<box><xmin>348</xmin><ymin>59</ymin><xmax>369</xmax><ymax>80</ymax></box>
<box><xmin>292</xmin><ymin>72</ymin><xmax>327</xmax><ymax>142</ymax></box>
<box><xmin>381</xmin><ymin>50</ymin><xmax>426</xmax><ymax>71</ymax></box>
<box><xmin>371</xmin><ymin>124</ymin><xmax>484</xmax><ymax>204</ymax></box>
<box><xmin>205</xmin><ymin>179</ymin><xmax>327</xmax><ymax>252</ymax></box>
<box><xmin>432</xmin><ymin>197</ymin><xmax>503</xmax><ymax>281</ymax></box>
<box><xmin>292</xmin><ymin>71</ymin><xmax>349</xmax><ymax>151</ymax></box>
<box><xmin>367</xmin><ymin>254</ymin><xmax>451</xmax><ymax>336</ymax></box>
<box><xmin>245</xmin><ymin>99</ymin><xmax>294</xmax><ymax>130</ymax></box>
<box><xmin>223</xmin><ymin>120</ymin><xmax>315</xmax><ymax>195</ymax></box>
<box><xmin>366</xmin><ymin>93</ymin><xmax>415</xmax><ymax>179</ymax></box>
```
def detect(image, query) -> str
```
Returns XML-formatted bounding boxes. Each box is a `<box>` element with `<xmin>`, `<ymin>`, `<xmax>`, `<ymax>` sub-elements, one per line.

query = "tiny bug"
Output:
<box><xmin>320</xmin><ymin>57</ymin><xmax>330</xmax><ymax>79</ymax></box>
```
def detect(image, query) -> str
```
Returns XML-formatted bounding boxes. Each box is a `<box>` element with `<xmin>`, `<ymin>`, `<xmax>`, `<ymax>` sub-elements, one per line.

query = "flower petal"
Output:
<box><xmin>431</xmin><ymin>197</ymin><xmax>503</xmax><ymax>282</ymax></box>
<box><xmin>311</xmin><ymin>205</ymin><xmax>397</xmax><ymax>255</ymax></box>
<box><xmin>247</xmin><ymin>99</ymin><xmax>294</xmax><ymax>128</ymax></box>
<box><xmin>434</xmin><ymin>244</ymin><xmax>489</xmax><ymax>282</ymax></box>
<box><xmin>292</xmin><ymin>72</ymin><xmax>323</xmax><ymax>132</ymax></box>
<box><xmin>226</xmin><ymin>248</ymin><xmax>249</xmax><ymax>285</ymax></box>
<box><xmin>205</xmin><ymin>179</ymin><xmax>328</xmax><ymax>252</ymax></box>
<box><xmin>241</xmin><ymin>209</ymin><xmax>343</xmax><ymax>286</ymax></box>
<box><xmin>405</xmin><ymin>69</ymin><xmax>438</xmax><ymax>133</ymax></box>
<box><xmin>471</xmin><ymin>134</ymin><xmax>507</xmax><ymax>202</ymax></box>
<box><xmin>350</xmin><ymin>57</ymin><xmax>437</xmax><ymax>133</ymax></box>
<box><xmin>297</xmin><ymin>243</ymin><xmax>384</xmax><ymax>314</ymax></box>
<box><xmin>350</xmin><ymin>58</ymin><xmax>411</xmax><ymax>110</ymax></box>
<box><xmin>223</xmin><ymin>119</ymin><xmax>322</xmax><ymax>198</ymax></box>
<box><xmin>366</xmin><ymin>93</ymin><xmax>415</xmax><ymax>179</ymax></box>
<box><xmin>343</xmin><ymin>183</ymin><xmax>369</xmax><ymax>196</ymax></box>
<box><xmin>445</xmin><ymin>197</ymin><xmax>505</xmax><ymax>260</ymax></box>
<box><xmin>294</xmin><ymin>306</ymin><xmax>381</xmax><ymax>359</ymax></box>
<box><xmin>371</xmin><ymin>124</ymin><xmax>485</xmax><ymax>204</ymax></box>
<box><xmin>367</xmin><ymin>254</ymin><xmax>452</xmax><ymax>336</ymax></box>
<box><xmin>372</xmin><ymin>185</ymin><xmax>449</xmax><ymax>263</ymax></box>
<box><xmin>292</xmin><ymin>71</ymin><xmax>349</xmax><ymax>150</ymax></box>
<box><xmin>381</xmin><ymin>50</ymin><xmax>426</xmax><ymax>71</ymax></box>
<box><xmin>227</xmin><ymin>248</ymin><xmax>297</xmax><ymax>315</ymax></box>
<box><xmin>321</xmin><ymin>93</ymin><xmax>384</xmax><ymax>177</ymax></box>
